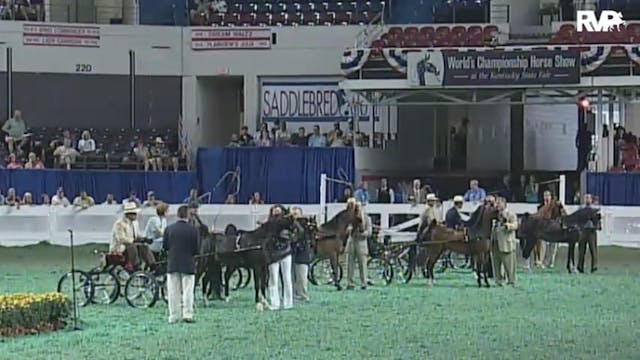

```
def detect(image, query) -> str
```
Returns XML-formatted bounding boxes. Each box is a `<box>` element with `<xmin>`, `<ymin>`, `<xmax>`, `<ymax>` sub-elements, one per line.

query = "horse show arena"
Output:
<box><xmin>1</xmin><ymin>243</ymin><xmax>639</xmax><ymax>359</ymax></box>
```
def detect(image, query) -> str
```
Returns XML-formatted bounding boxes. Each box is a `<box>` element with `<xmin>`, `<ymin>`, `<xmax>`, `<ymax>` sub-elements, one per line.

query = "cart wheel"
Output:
<box><xmin>89</xmin><ymin>270</ymin><xmax>120</xmax><ymax>305</ymax></box>
<box><xmin>229</xmin><ymin>268</ymin><xmax>243</xmax><ymax>291</ymax></box>
<box><xmin>309</xmin><ymin>258</ymin><xmax>343</xmax><ymax>286</ymax></box>
<box><xmin>124</xmin><ymin>271</ymin><xmax>159</xmax><ymax>308</ymax></box>
<box><xmin>240</xmin><ymin>267</ymin><xmax>252</xmax><ymax>289</ymax></box>
<box><xmin>155</xmin><ymin>274</ymin><xmax>168</xmax><ymax>304</ymax></box>
<box><xmin>367</xmin><ymin>258</ymin><xmax>393</xmax><ymax>285</ymax></box>
<box><xmin>57</xmin><ymin>270</ymin><xmax>94</xmax><ymax>307</ymax></box>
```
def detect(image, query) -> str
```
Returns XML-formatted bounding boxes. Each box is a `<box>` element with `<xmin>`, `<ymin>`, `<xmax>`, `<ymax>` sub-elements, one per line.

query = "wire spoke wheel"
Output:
<box><xmin>367</xmin><ymin>258</ymin><xmax>393</xmax><ymax>286</ymax></box>
<box><xmin>309</xmin><ymin>258</ymin><xmax>342</xmax><ymax>286</ymax></box>
<box><xmin>124</xmin><ymin>272</ymin><xmax>159</xmax><ymax>308</ymax></box>
<box><xmin>228</xmin><ymin>267</ymin><xmax>243</xmax><ymax>291</ymax></box>
<box><xmin>57</xmin><ymin>270</ymin><xmax>94</xmax><ymax>307</ymax></box>
<box><xmin>90</xmin><ymin>271</ymin><xmax>120</xmax><ymax>305</ymax></box>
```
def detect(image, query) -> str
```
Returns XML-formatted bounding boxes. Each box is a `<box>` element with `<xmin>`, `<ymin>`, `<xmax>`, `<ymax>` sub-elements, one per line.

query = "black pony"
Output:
<box><xmin>200</xmin><ymin>212</ymin><xmax>295</xmax><ymax>311</ymax></box>
<box><xmin>518</xmin><ymin>207</ymin><xmax>601</xmax><ymax>273</ymax></box>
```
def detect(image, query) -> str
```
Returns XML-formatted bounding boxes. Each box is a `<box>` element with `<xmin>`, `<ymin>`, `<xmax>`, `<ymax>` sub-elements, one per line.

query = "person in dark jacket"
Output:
<box><xmin>163</xmin><ymin>205</ymin><xmax>200</xmax><ymax>324</ymax></box>
<box><xmin>188</xmin><ymin>201</ymin><xmax>223</xmax><ymax>300</ymax></box>
<box><xmin>445</xmin><ymin>195</ymin><xmax>465</xmax><ymax>229</ymax></box>
<box><xmin>291</xmin><ymin>207</ymin><xmax>312</xmax><ymax>302</ymax></box>
<box><xmin>267</xmin><ymin>205</ymin><xmax>294</xmax><ymax>310</ymax></box>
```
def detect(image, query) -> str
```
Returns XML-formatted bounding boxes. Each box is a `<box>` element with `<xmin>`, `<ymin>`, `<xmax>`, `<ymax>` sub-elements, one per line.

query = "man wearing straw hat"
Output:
<box><xmin>110</xmin><ymin>202</ymin><xmax>155</xmax><ymax>271</ymax></box>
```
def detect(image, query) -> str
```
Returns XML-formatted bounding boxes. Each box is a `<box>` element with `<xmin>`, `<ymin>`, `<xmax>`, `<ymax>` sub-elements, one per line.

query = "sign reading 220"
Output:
<box><xmin>75</xmin><ymin>64</ymin><xmax>93</xmax><ymax>73</ymax></box>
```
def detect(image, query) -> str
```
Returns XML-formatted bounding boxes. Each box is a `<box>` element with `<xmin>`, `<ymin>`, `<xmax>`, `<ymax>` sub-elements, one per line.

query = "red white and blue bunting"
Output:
<box><xmin>340</xmin><ymin>48</ymin><xmax>372</xmax><ymax>75</ymax></box>
<box><xmin>580</xmin><ymin>46</ymin><xmax>611</xmax><ymax>73</ymax></box>
<box><xmin>382</xmin><ymin>48</ymin><xmax>408</xmax><ymax>73</ymax></box>
<box><xmin>624</xmin><ymin>45</ymin><xmax>640</xmax><ymax>66</ymax></box>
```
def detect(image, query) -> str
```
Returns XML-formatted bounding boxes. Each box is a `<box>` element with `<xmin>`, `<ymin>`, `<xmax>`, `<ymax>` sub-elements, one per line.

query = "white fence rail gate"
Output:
<box><xmin>0</xmin><ymin>203</ymin><xmax>638</xmax><ymax>248</ymax></box>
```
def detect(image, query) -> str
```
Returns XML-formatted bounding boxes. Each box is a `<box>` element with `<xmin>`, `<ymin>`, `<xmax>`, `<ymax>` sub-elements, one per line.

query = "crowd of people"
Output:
<box><xmin>612</xmin><ymin>125</ymin><xmax>640</xmax><ymax>172</ymax></box>
<box><xmin>228</xmin><ymin>122</ymin><xmax>371</xmax><ymax>148</ymax></box>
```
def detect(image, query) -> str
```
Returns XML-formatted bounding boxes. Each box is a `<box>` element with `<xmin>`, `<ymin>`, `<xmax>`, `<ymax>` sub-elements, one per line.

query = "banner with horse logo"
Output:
<box><xmin>408</xmin><ymin>48</ymin><xmax>581</xmax><ymax>87</ymax></box>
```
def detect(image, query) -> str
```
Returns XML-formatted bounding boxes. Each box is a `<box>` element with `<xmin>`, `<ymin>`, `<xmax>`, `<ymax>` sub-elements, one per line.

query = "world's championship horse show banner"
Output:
<box><xmin>408</xmin><ymin>48</ymin><xmax>581</xmax><ymax>87</ymax></box>
<box><xmin>22</xmin><ymin>24</ymin><xmax>101</xmax><ymax>48</ymax></box>
<box><xmin>191</xmin><ymin>28</ymin><xmax>272</xmax><ymax>50</ymax></box>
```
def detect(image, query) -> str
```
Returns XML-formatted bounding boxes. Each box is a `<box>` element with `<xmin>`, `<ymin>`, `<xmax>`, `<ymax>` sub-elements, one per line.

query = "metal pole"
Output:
<box><xmin>67</xmin><ymin>229</ymin><xmax>81</xmax><ymax>330</ymax></box>
<box><xmin>320</xmin><ymin>173</ymin><xmax>327</xmax><ymax>224</ymax></box>
<box><xmin>6</xmin><ymin>47</ymin><xmax>12</xmax><ymax>119</ymax></box>
<box><xmin>129</xmin><ymin>50</ymin><xmax>136</xmax><ymax>128</ymax></box>
<box><xmin>559</xmin><ymin>174</ymin><xmax>566</xmax><ymax>205</ymax></box>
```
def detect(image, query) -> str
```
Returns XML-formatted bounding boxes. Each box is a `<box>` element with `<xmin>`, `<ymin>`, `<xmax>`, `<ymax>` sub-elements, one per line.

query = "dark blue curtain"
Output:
<box><xmin>197</xmin><ymin>147</ymin><xmax>355</xmax><ymax>204</ymax></box>
<box><xmin>0</xmin><ymin>169</ymin><xmax>196</xmax><ymax>204</ymax></box>
<box><xmin>586</xmin><ymin>172</ymin><xmax>640</xmax><ymax>205</ymax></box>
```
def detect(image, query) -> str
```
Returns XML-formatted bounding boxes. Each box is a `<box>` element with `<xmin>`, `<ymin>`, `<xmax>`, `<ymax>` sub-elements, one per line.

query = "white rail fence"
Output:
<box><xmin>0</xmin><ymin>203</ymin><xmax>638</xmax><ymax>248</ymax></box>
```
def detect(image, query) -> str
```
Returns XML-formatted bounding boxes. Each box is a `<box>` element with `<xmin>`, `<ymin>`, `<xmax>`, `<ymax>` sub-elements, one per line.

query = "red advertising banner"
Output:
<box><xmin>23</xmin><ymin>24</ymin><xmax>101</xmax><ymax>48</ymax></box>
<box><xmin>191</xmin><ymin>28</ymin><xmax>271</xmax><ymax>50</ymax></box>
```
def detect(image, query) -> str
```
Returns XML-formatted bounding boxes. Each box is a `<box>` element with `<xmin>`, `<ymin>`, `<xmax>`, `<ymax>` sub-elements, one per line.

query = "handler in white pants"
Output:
<box><xmin>163</xmin><ymin>205</ymin><xmax>199</xmax><ymax>323</ymax></box>
<box><xmin>267</xmin><ymin>205</ymin><xmax>294</xmax><ymax>310</ymax></box>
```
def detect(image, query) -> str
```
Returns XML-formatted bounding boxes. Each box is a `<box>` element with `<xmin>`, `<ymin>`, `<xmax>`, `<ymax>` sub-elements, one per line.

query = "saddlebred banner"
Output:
<box><xmin>407</xmin><ymin>48</ymin><xmax>581</xmax><ymax>87</ymax></box>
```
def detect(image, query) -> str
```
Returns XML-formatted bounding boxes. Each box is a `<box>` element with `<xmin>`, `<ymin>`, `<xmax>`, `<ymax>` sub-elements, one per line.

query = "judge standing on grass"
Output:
<box><xmin>163</xmin><ymin>205</ymin><xmax>200</xmax><ymax>324</ymax></box>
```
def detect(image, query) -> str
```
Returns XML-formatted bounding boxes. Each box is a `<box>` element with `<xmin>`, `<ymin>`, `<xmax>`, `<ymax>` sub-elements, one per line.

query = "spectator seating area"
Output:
<box><xmin>190</xmin><ymin>0</ymin><xmax>385</xmax><ymax>26</ymax></box>
<box><xmin>370</xmin><ymin>24</ymin><xmax>499</xmax><ymax>48</ymax></box>
<box><xmin>2</xmin><ymin>126</ymin><xmax>186</xmax><ymax>171</ymax></box>
<box><xmin>599</xmin><ymin>0</ymin><xmax>640</xmax><ymax>20</ymax></box>
<box><xmin>0</xmin><ymin>0</ymin><xmax>43</xmax><ymax>21</ymax></box>
<box><xmin>551</xmin><ymin>23</ymin><xmax>640</xmax><ymax>44</ymax></box>
<box><xmin>430</xmin><ymin>0</ymin><xmax>490</xmax><ymax>24</ymax></box>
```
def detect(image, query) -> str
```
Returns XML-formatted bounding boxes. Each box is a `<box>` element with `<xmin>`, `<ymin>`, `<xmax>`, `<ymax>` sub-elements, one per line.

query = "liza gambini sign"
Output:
<box><xmin>408</xmin><ymin>49</ymin><xmax>581</xmax><ymax>87</ymax></box>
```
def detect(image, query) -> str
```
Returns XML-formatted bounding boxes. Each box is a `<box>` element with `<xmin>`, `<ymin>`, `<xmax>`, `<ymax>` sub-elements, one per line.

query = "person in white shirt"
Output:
<box><xmin>77</xmin><ymin>130</ymin><xmax>96</xmax><ymax>153</ymax></box>
<box><xmin>122</xmin><ymin>191</ymin><xmax>141</xmax><ymax>207</ymax></box>
<box><xmin>51</xmin><ymin>188</ymin><xmax>70</xmax><ymax>207</ymax></box>
<box><xmin>144</xmin><ymin>202</ymin><xmax>169</xmax><ymax>253</ymax></box>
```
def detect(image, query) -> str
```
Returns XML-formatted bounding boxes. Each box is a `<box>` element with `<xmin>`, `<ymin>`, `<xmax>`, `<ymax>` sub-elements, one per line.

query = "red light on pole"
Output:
<box><xmin>578</xmin><ymin>97</ymin><xmax>590</xmax><ymax>108</ymax></box>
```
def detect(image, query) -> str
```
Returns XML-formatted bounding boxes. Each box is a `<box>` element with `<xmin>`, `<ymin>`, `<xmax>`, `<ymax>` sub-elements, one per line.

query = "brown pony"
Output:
<box><xmin>420</xmin><ymin>204</ymin><xmax>499</xmax><ymax>287</ymax></box>
<box><xmin>310</xmin><ymin>207</ymin><xmax>361</xmax><ymax>291</ymax></box>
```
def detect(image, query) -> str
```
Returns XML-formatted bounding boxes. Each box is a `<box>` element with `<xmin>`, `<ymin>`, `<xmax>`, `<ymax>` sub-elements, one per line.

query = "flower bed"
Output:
<box><xmin>0</xmin><ymin>292</ymin><xmax>71</xmax><ymax>337</ymax></box>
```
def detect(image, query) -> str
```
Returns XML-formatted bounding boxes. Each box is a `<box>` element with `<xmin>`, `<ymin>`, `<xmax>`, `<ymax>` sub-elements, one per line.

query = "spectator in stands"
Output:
<box><xmin>225</xmin><ymin>194</ymin><xmax>236</xmax><ymax>204</ymax></box>
<box><xmin>103</xmin><ymin>194</ymin><xmax>116</xmax><ymax>205</ymax></box>
<box><xmin>53</xmin><ymin>138</ymin><xmax>79</xmax><ymax>170</ymax></box>
<box><xmin>619</xmin><ymin>132</ymin><xmax>639</xmax><ymax>170</ymax></box>
<box><xmin>613</xmin><ymin>126</ymin><xmax>625</xmax><ymax>167</ymax></box>
<box><xmin>2</xmin><ymin>109</ymin><xmax>27</xmax><ymax>154</ymax></box>
<box><xmin>0</xmin><ymin>1</ymin><xmax>10</xmax><ymax>19</ymax></box>
<box><xmin>6</xmin><ymin>188</ymin><xmax>20</xmax><ymax>207</ymax></box>
<box><xmin>524</xmin><ymin>175</ymin><xmax>539</xmax><ymax>203</ymax></box>
<box><xmin>24</xmin><ymin>152</ymin><xmax>44</xmax><ymax>169</ymax></box>
<box><xmin>190</xmin><ymin>0</ymin><xmax>212</xmax><ymax>25</ymax></box>
<box><xmin>407</xmin><ymin>179</ymin><xmax>430</xmax><ymax>205</ymax></box>
<box><xmin>330</xmin><ymin>130</ymin><xmax>345</xmax><ymax>147</ymax></box>
<box><xmin>73</xmin><ymin>191</ymin><xmax>95</xmax><ymax>209</ymax></box>
<box><xmin>41</xmin><ymin>194</ymin><xmax>50</xmax><ymax>205</ymax></box>
<box><xmin>143</xmin><ymin>191</ymin><xmax>159</xmax><ymax>207</ymax></box>
<box><xmin>6</xmin><ymin>153</ymin><xmax>22</xmax><ymax>169</ymax></box>
<box><xmin>445</xmin><ymin>195</ymin><xmax>465</xmax><ymax>229</ymax></box>
<box><xmin>249</xmin><ymin>192</ymin><xmax>264</xmax><ymax>204</ymax></box>
<box><xmin>51</xmin><ymin>188</ymin><xmax>70</xmax><ymax>207</ymax></box>
<box><xmin>353</xmin><ymin>181</ymin><xmax>369</xmax><ymax>204</ymax></box>
<box><xmin>376</xmin><ymin>178</ymin><xmax>394</xmax><ymax>203</ymax></box>
<box><xmin>123</xmin><ymin>191</ymin><xmax>141</xmax><ymax>207</ymax></box>
<box><xmin>337</xmin><ymin>187</ymin><xmax>353</xmax><ymax>202</ymax></box>
<box><xmin>228</xmin><ymin>134</ymin><xmax>240</xmax><ymax>147</ymax></box>
<box><xmin>256</xmin><ymin>128</ymin><xmax>272</xmax><ymax>147</ymax></box>
<box><xmin>496</xmin><ymin>174</ymin><xmax>513</xmax><ymax>202</ymax></box>
<box><xmin>273</xmin><ymin>122</ymin><xmax>290</xmax><ymax>146</ymax></box>
<box><xmin>290</xmin><ymin>127</ymin><xmax>308</xmax><ymax>147</ymax></box>
<box><xmin>150</xmin><ymin>137</ymin><xmax>176</xmax><ymax>171</ymax></box>
<box><xmin>308</xmin><ymin>125</ymin><xmax>327</xmax><ymax>147</ymax></box>
<box><xmin>22</xmin><ymin>192</ymin><xmax>33</xmax><ymax>206</ymax></box>
<box><xmin>133</xmin><ymin>139</ymin><xmax>151</xmax><ymax>171</ymax></box>
<box><xmin>238</xmin><ymin>126</ymin><xmax>254</xmax><ymax>146</ymax></box>
<box><xmin>463</xmin><ymin>179</ymin><xmax>486</xmax><ymax>202</ymax></box>
<box><xmin>77</xmin><ymin>130</ymin><xmax>96</xmax><ymax>154</ymax></box>
<box><xmin>186</xmin><ymin>188</ymin><xmax>199</xmax><ymax>205</ymax></box>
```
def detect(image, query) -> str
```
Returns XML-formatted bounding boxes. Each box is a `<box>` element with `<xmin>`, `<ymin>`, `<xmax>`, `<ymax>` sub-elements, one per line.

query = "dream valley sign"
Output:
<box><xmin>408</xmin><ymin>48</ymin><xmax>581</xmax><ymax>87</ymax></box>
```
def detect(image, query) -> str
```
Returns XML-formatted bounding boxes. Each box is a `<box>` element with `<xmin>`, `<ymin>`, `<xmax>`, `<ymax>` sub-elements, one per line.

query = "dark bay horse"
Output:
<box><xmin>561</xmin><ymin>207</ymin><xmax>601</xmax><ymax>273</ymax></box>
<box><xmin>310</xmin><ymin>208</ymin><xmax>361</xmax><ymax>291</ymax></box>
<box><xmin>199</xmin><ymin>215</ymin><xmax>295</xmax><ymax>311</ymax></box>
<box><xmin>419</xmin><ymin>204</ymin><xmax>498</xmax><ymax>287</ymax></box>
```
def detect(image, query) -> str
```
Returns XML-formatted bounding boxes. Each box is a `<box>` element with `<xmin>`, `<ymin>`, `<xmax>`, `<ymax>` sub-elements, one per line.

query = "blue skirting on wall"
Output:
<box><xmin>586</xmin><ymin>172</ymin><xmax>640</xmax><ymax>205</ymax></box>
<box><xmin>197</xmin><ymin>147</ymin><xmax>355</xmax><ymax>204</ymax></box>
<box><xmin>0</xmin><ymin>169</ymin><xmax>197</xmax><ymax>204</ymax></box>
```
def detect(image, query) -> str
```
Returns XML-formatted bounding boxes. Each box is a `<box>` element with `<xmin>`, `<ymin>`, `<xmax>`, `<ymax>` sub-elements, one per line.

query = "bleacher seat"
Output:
<box><xmin>192</xmin><ymin>0</ymin><xmax>386</xmax><ymax>26</ymax></box>
<box><xmin>369</xmin><ymin>24</ymin><xmax>499</xmax><ymax>49</ymax></box>
<box><xmin>549</xmin><ymin>23</ymin><xmax>640</xmax><ymax>44</ymax></box>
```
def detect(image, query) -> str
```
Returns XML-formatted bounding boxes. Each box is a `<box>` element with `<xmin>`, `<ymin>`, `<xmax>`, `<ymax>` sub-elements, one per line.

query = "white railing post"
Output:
<box><xmin>559</xmin><ymin>174</ymin><xmax>566</xmax><ymax>205</ymax></box>
<box><xmin>320</xmin><ymin>173</ymin><xmax>327</xmax><ymax>224</ymax></box>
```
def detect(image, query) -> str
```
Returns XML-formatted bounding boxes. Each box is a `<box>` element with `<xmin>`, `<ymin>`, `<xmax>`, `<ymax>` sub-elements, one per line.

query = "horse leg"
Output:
<box><xmin>567</xmin><ymin>240</ymin><xmax>575</xmax><ymax>273</ymax></box>
<box><xmin>223</xmin><ymin>266</ymin><xmax>233</xmax><ymax>301</ymax></box>
<box><xmin>588</xmin><ymin>232</ymin><xmax>598</xmax><ymax>273</ymax></box>
<box><xmin>577</xmin><ymin>235</ymin><xmax>587</xmax><ymax>273</ymax></box>
<box><xmin>482</xmin><ymin>252</ymin><xmax>490</xmax><ymax>288</ymax></box>
<box><xmin>330</xmin><ymin>252</ymin><xmax>342</xmax><ymax>291</ymax></box>
<box><xmin>475</xmin><ymin>254</ymin><xmax>483</xmax><ymax>288</ymax></box>
<box><xmin>253</xmin><ymin>266</ymin><xmax>264</xmax><ymax>311</ymax></box>
<box><xmin>261</xmin><ymin>266</ymin><xmax>269</xmax><ymax>305</ymax></box>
